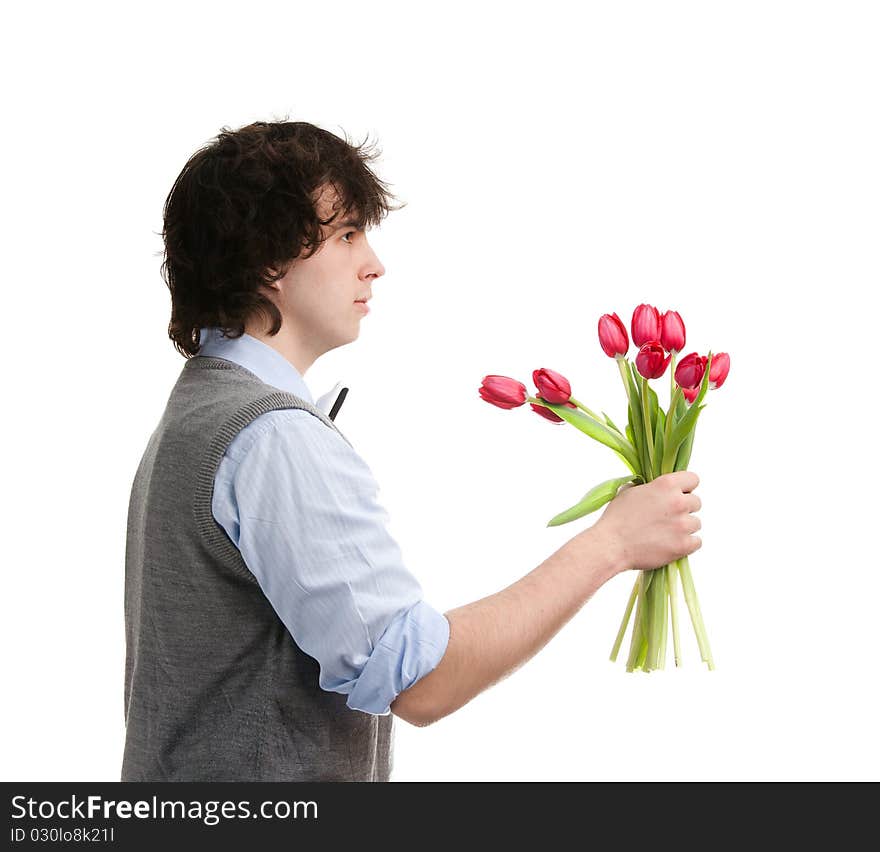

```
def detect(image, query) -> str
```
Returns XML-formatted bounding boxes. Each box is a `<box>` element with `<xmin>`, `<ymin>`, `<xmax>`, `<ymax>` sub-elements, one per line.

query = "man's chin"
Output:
<box><xmin>324</xmin><ymin>331</ymin><xmax>359</xmax><ymax>355</ymax></box>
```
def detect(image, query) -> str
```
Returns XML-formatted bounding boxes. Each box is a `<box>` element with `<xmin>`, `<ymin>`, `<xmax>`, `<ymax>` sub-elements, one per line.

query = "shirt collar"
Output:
<box><xmin>196</xmin><ymin>326</ymin><xmax>316</xmax><ymax>406</ymax></box>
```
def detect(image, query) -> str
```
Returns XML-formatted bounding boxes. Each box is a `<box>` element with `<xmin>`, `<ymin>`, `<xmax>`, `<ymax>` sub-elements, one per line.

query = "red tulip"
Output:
<box><xmin>682</xmin><ymin>386</ymin><xmax>700</xmax><ymax>403</ymax></box>
<box><xmin>660</xmin><ymin>310</ymin><xmax>686</xmax><ymax>353</ymax></box>
<box><xmin>675</xmin><ymin>352</ymin><xmax>708</xmax><ymax>389</ymax></box>
<box><xmin>479</xmin><ymin>375</ymin><xmax>527</xmax><ymax>409</ymax></box>
<box><xmin>631</xmin><ymin>304</ymin><xmax>661</xmax><ymax>348</ymax></box>
<box><xmin>598</xmin><ymin>312</ymin><xmax>629</xmax><ymax>358</ymax></box>
<box><xmin>635</xmin><ymin>341</ymin><xmax>671</xmax><ymax>379</ymax></box>
<box><xmin>709</xmin><ymin>352</ymin><xmax>730</xmax><ymax>389</ymax></box>
<box><xmin>531</xmin><ymin>398</ymin><xmax>578</xmax><ymax>423</ymax></box>
<box><xmin>532</xmin><ymin>368</ymin><xmax>572</xmax><ymax>404</ymax></box>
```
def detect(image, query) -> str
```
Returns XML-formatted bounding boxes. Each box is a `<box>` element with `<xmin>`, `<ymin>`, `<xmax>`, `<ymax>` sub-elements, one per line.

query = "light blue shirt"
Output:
<box><xmin>195</xmin><ymin>327</ymin><xmax>450</xmax><ymax>715</ymax></box>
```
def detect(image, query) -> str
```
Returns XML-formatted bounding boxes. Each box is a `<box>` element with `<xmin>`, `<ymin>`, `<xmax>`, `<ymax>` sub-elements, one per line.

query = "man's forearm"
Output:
<box><xmin>390</xmin><ymin>524</ymin><xmax>625</xmax><ymax>727</ymax></box>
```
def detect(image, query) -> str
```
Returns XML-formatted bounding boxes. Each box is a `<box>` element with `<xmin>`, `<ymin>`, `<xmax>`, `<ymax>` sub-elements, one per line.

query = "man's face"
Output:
<box><xmin>263</xmin><ymin>184</ymin><xmax>385</xmax><ymax>364</ymax></box>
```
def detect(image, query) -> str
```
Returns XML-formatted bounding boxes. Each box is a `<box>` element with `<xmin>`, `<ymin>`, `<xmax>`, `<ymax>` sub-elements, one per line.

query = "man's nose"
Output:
<box><xmin>365</xmin><ymin>243</ymin><xmax>385</xmax><ymax>278</ymax></box>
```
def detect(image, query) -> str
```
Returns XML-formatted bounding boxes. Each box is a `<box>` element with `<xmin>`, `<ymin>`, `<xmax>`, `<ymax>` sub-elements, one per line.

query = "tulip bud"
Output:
<box><xmin>674</xmin><ymin>352</ymin><xmax>707</xmax><ymax>389</ymax></box>
<box><xmin>479</xmin><ymin>375</ymin><xmax>527</xmax><ymax>409</ymax></box>
<box><xmin>531</xmin><ymin>398</ymin><xmax>578</xmax><ymax>423</ymax></box>
<box><xmin>631</xmin><ymin>304</ymin><xmax>661</xmax><ymax>348</ymax></box>
<box><xmin>660</xmin><ymin>310</ymin><xmax>686</xmax><ymax>353</ymax></box>
<box><xmin>598</xmin><ymin>312</ymin><xmax>629</xmax><ymax>358</ymax></box>
<box><xmin>682</xmin><ymin>386</ymin><xmax>700</xmax><ymax>403</ymax></box>
<box><xmin>532</xmin><ymin>368</ymin><xmax>572</xmax><ymax>404</ymax></box>
<box><xmin>709</xmin><ymin>352</ymin><xmax>730</xmax><ymax>389</ymax></box>
<box><xmin>635</xmin><ymin>341</ymin><xmax>671</xmax><ymax>379</ymax></box>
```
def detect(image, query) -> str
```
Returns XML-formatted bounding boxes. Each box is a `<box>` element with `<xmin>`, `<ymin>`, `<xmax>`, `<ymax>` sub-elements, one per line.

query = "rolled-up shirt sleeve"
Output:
<box><xmin>212</xmin><ymin>409</ymin><xmax>450</xmax><ymax>715</ymax></box>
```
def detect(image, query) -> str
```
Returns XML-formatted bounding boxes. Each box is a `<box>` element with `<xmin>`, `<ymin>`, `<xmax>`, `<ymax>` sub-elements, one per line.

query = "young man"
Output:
<box><xmin>122</xmin><ymin>120</ymin><xmax>703</xmax><ymax>782</ymax></box>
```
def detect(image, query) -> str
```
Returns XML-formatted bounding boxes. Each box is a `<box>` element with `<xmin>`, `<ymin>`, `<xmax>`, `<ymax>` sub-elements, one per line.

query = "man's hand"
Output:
<box><xmin>592</xmin><ymin>470</ymin><xmax>703</xmax><ymax>574</ymax></box>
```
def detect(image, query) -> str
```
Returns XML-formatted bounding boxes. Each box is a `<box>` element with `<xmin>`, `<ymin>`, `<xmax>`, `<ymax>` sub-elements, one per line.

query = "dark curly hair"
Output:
<box><xmin>159</xmin><ymin>118</ymin><xmax>406</xmax><ymax>358</ymax></box>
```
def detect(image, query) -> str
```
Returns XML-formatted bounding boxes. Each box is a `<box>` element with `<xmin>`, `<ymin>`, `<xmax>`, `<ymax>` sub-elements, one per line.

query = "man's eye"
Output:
<box><xmin>342</xmin><ymin>231</ymin><xmax>356</xmax><ymax>243</ymax></box>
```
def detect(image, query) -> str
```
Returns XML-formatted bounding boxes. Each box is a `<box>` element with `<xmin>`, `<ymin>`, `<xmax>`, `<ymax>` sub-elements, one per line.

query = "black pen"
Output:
<box><xmin>328</xmin><ymin>386</ymin><xmax>349</xmax><ymax>421</ymax></box>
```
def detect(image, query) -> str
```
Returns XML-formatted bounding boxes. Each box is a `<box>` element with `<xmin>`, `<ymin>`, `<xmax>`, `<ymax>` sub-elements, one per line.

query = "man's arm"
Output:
<box><xmin>390</xmin><ymin>470</ymin><xmax>703</xmax><ymax>727</ymax></box>
<box><xmin>389</xmin><ymin>523</ymin><xmax>621</xmax><ymax>726</ymax></box>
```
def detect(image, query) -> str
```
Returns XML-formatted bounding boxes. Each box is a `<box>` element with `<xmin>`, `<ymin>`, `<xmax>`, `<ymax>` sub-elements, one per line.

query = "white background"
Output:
<box><xmin>2</xmin><ymin>1</ymin><xmax>878</xmax><ymax>782</ymax></box>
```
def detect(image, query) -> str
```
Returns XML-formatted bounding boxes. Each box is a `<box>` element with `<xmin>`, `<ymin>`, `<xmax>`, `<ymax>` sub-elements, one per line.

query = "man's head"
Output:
<box><xmin>162</xmin><ymin>119</ymin><xmax>404</xmax><ymax>369</ymax></box>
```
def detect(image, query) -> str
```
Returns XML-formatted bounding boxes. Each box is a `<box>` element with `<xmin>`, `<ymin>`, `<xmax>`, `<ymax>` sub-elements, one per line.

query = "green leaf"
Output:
<box><xmin>668</xmin><ymin>404</ymin><xmax>706</xmax><ymax>457</ymax></box>
<box><xmin>625</xmin><ymin>422</ymin><xmax>642</xmax><ymax>475</ymax></box>
<box><xmin>602</xmin><ymin>411</ymin><xmax>625</xmax><ymax>438</ymax></box>
<box><xmin>694</xmin><ymin>352</ymin><xmax>714</xmax><ymax>408</ymax></box>
<box><xmin>675</xmin><ymin>390</ymin><xmax>687</xmax><ymax>421</ymax></box>
<box><xmin>611</xmin><ymin>447</ymin><xmax>639</xmax><ymax>475</ymax></box>
<box><xmin>626</xmin><ymin>408</ymin><xmax>640</xmax><ymax>466</ymax></box>
<box><xmin>546</xmin><ymin>474</ymin><xmax>642</xmax><ymax>527</ymax></box>
<box><xmin>646</xmin><ymin>381</ymin><xmax>659</xmax><ymax>436</ymax></box>
<box><xmin>652</xmin><ymin>408</ymin><xmax>666</xmax><ymax>480</ymax></box>
<box><xmin>603</xmin><ymin>412</ymin><xmax>634</xmax><ymax>470</ymax></box>
<box><xmin>675</xmin><ymin>426</ymin><xmax>696</xmax><ymax>470</ymax></box>
<box><xmin>625</xmin><ymin>370</ymin><xmax>641</xmax><ymax>428</ymax></box>
<box><xmin>669</xmin><ymin>392</ymin><xmax>707</xmax><ymax>449</ymax></box>
<box><xmin>661</xmin><ymin>385</ymin><xmax>685</xmax><ymax>442</ymax></box>
<box><xmin>626</xmin><ymin>423</ymin><xmax>641</xmax><ymax>473</ymax></box>
<box><xmin>624</xmin><ymin>369</ymin><xmax>648</xmax><ymax>476</ymax></box>
<box><xmin>540</xmin><ymin>401</ymin><xmax>640</xmax><ymax>471</ymax></box>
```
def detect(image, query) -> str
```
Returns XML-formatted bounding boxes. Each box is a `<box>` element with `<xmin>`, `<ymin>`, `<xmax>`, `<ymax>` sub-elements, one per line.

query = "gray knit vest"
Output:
<box><xmin>122</xmin><ymin>355</ymin><xmax>394</xmax><ymax>781</ymax></box>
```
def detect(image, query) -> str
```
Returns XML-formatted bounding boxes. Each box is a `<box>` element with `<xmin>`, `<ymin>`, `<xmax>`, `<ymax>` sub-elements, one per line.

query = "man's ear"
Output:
<box><xmin>262</xmin><ymin>267</ymin><xmax>283</xmax><ymax>289</ymax></box>
<box><xmin>264</xmin><ymin>256</ymin><xmax>296</xmax><ymax>284</ymax></box>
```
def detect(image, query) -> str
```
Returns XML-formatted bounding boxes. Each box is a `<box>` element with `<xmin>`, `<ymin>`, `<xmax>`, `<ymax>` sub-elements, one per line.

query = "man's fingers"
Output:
<box><xmin>669</xmin><ymin>470</ymin><xmax>699</xmax><ymax>492</ymax></box>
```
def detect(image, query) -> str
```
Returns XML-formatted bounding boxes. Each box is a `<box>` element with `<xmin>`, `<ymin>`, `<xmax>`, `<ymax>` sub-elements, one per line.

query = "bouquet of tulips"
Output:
<box><xmin>478</xmin><ymin>304</ymin><xmax>730</xmax><ymax>672</ymax></box>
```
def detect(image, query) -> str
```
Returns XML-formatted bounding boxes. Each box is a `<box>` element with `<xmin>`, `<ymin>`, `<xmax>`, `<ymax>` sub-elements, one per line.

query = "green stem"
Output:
<box><xmin>659</xmin><ymin>571</ymin><xmax>669</xmax><ymax>669</ymax></box>
<box><xmin>645</xmin><ymin>564</ymin><xmax>667</xmax><ymax>671</ymax></box>
<box><xmin>626</xmin><ymin>572</ymin><xmax>648</xmax><ymax>671</ymax></box>
<box><xmin>678</xmin><ymin>555</ymin><xmax>714</xmax><ymax>670</ymax></box>
<box><xmin>669</xmin><ymin>559</ymin><xmax>682</xmax><ymax>666</ymax></box>
<box><xmin>643</xmin><ymin>569</ymin><xmax>656</xmax><ymax>670</ymax></box>
<box><xmin>634</xmin><ymin>630</ymin><xmax>648</xmax><ymax>670</ymax></box>
<box><xmin>568</xmin><ymin>396</ymin><xmax>602</xmax><ymax>422</ymax></box>
<box><xmin>616</xmin><ymin>356</ymin><xmax>631</xmax><ymax>395</ymax></box>
<box><xmin>640</xmin><ymin>376</ymin><xmax>654</xmax><ymax>474</ymax></box>
<box><xmin>669</xmin><ymin>351</ymin><xmax>678</xmax><ymax>413</ymax></box>
<box><xmin>671</xmin><ymin>408</ymin><xmax>713</xmax><ymax>670</ymax></box>
<box><xmin>610</xmin><ymin>574</ymin><xmax>639</xmax><ymax>662</ymax></box>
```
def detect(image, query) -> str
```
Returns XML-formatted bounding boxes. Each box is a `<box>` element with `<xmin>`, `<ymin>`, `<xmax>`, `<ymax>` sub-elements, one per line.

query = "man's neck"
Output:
<box><xmin>242</xmin><ymin>322</ymin><xmax>315</xmax><ymax>377</ymax></box>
